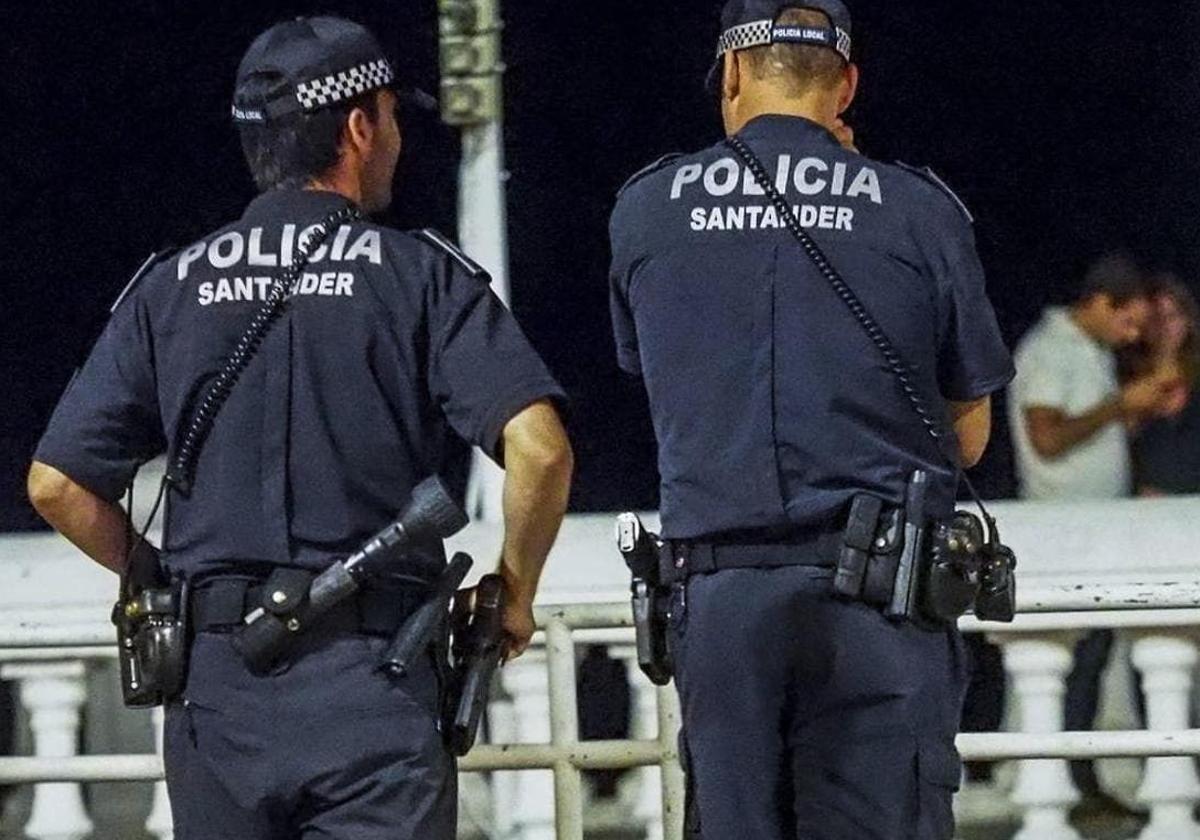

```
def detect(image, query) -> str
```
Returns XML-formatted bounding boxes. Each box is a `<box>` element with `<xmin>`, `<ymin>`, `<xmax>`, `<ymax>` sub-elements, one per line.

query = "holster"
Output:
<box><xmin>112</xmin><ymin>541</ymin><xmax>190</xmax><ymax>708</ymax></box>
<box><xmin>615</xmin><ymin>513</ymin><xmax>673</xmax><ymax>685</ymax></box>
<box><xmin>631</xmin><ymin>578</ymin><xmax>673</xmax><ymax>686</ymax></box>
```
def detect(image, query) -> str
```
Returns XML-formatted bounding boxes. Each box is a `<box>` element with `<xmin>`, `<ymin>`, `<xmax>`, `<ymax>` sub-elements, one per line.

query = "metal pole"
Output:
<box><xmin>544</xmin><ymin>618</ymin><xmax>584</xmax><ymax>840</ymax></box>
<box><xmin>957</xmin><ymin>729</ymin><xmax>1200</xmax><ymax>761</ymax></box>
<box><xmin>657</xmin><ymin>685</ymin><xmax>686</xmax><ymax>840</ymax></box>
<box><xmin>10</xmin><ymin>729</ymin><xmax>1200</xmax><ymax>784</ymax></box>
<box><xmin>455</xmin><ymin>1</ymin><xmax>510</xmax><ymax>523</ymax></box>
<box><xmin>1015</xmin><ymin>580</ymin><xmax>1200</xmax><ymax>612</ymax></box>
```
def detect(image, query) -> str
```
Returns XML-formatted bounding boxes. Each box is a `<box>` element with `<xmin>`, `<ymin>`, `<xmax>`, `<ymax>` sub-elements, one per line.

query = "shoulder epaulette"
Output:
<box><xmin>618</xmin><ymin>153</ymin><xmax>684</xmax><ymax>198</ymax></box>
<box><xmin>110</xmin><ymin>248</ymin><xmax>179</xmax><ymax>312</ymax></box>
<box><xmin>416</xmin><ymin>228</ymin><xmax>489</xmax><ymax>281</ymax></box>
<box><xmin>894</xmin><ymin>161</ymin><xmax>974</xmax><ymax>224</ymax></box>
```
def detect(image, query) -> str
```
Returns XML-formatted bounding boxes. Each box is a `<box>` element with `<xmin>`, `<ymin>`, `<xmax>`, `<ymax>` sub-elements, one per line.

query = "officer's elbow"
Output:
<box><xmin>950</xmin><ymin>397</ymin><xmax>991</xmax><ymax>469</ymax></box>
<box><xmin>27</xmin><ymin>461</ymin><xmax>72</xmax><ymax>521</ymax></box>
<box><xmin>957</xmin><ymin>436</ymin><xmax>988</xmax><ymax>469</ymax></box>
<box><xmin>503</xmin><ymin>401</ymin><xmax>574</xmax><ymax>481</ymax></box>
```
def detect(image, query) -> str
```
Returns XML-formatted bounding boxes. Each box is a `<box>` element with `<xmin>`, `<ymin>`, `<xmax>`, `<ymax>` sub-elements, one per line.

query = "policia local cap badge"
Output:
<box><xmin>231</xmin><ymin>16</ymin><xmax>435</xmax><ymax>125</ymax></box>
<box><xmin>706</xmin><ymin>0</ymin><xmax>853</xmax><ymax>93</ymax></box>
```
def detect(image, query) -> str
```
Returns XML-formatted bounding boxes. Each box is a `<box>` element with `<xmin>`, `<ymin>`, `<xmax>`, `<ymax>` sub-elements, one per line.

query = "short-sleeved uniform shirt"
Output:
<box><xmin>609</xmin><ymin>115</ymin><xmax>1014</xmax><ymax>540</ymax></box>
<box><xmin>36</xmin><ymin>189</ymin><xmax>564</xmax><ymax>579</ymax></box>
<box><xmin>1008</xmin><ymin>307</ymin><xmax>1129</xmax><ymax>499</ymax></box>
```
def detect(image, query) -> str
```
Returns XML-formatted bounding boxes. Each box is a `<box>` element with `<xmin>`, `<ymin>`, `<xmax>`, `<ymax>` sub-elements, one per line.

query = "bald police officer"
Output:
<box><xmin>609</xmin><ymin>2</ymin><xmax>1013</xmax><ymax>838</ymax></box>
<box><xmin>28</xmin><ymin>17</ymin><xmax>572</xmax><ymax>840</ymax></box>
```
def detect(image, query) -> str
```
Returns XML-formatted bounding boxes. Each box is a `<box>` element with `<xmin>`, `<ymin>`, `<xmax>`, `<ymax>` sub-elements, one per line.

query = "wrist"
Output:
<box><xmin>1111</xmin><ymin>394</ymin><xmax>1133</xmax><ymax>421</ymax></box>
<box><xmin>497</xmin><ymin>561</ymin><xmax>538</xmax><ymax>606</ymax></box>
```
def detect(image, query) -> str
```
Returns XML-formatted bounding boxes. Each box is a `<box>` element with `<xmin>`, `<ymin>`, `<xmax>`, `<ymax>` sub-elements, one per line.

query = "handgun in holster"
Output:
<box><xmin>444</xmin><ymin>573</ymin><xmax>506</xmax><ymax>756</ymax></box>
<box><xmin>112</xmin><ymin>540</ymin><xmax>189</xmax><ymax>708</ymax></box>
<box><xmin>616</xmin><ymin>512</ymin><xmax>673</xmax><ymax>685</ymax></box>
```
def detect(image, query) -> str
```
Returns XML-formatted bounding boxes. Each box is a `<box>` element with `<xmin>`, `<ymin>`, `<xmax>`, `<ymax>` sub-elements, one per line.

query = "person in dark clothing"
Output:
<box><xmin>609</xmin><ymin>3</ymin><xmax>1013</xmax><ymax>837</ymax></box>
<box><xmin>1124</xmin><ymin>275</ymin><xmax>1200</xmax><ymax>495</ymax></box>
<box><xmin>27</xmin><ymin>17</ymin><xmax>572</xmax><ymax>840</ymax></box>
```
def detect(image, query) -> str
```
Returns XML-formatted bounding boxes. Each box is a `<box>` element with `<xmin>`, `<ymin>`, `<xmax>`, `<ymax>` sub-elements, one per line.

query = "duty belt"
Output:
<box><xmin>660</xmin><ymin>529</ymin><xmax>841</xmax><ymax>584</ymax></box>
<box><xmin>190</xmin><ymin>575</ymin><xmax>427</xmax><ymax>637</ymax></box>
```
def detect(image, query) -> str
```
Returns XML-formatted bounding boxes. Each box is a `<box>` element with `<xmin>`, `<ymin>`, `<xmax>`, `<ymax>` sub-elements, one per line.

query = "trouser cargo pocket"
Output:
<box><xmin>916</xmin><ymin>738</ymin><xmax>962</xmax><ymax>840</ymax></box>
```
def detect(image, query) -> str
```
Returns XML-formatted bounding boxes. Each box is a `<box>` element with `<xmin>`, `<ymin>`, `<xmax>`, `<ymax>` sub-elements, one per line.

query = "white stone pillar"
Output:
<box><xmin>1002</xmin><ymin>635</ymin><xmax>1083</xmax><ymax>840</ymax></box>
<box><xmin>145</xmin><ymin>706</ymin><xmax>173</xmax><ymax>840</ymax></box>
<box><xmin>499</xmin><ymin>649</ymin><xmax>555</xmax><ymax>840</ymax></box>
<box><xmin>1</xmin><ymin>662</ymin><xmax>93</xmax><ymax>840</ymax></box>
<box><xmin>618</xmin><ymin>646</ymin><xmax>664</xmax><ymax>840</ymax></box>
<box><xmin>1131</xmin><ymin>634</ymin><xmax>1200</xmax><ymax>840</ymax></box>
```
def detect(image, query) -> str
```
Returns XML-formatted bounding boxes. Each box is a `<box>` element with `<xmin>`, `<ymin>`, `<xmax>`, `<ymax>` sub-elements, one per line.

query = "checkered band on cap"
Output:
<box><xmin>834</xmin><ymin>27</ymin><xmax>851</xmax><ymax>61</ymax></box>
<box><xmin>295</xmin><ymin>58</ymin><xmax>395</xmax><ymax>111</ymax></box>
<box><xmin>715</xmin><ymin>19</ymin><xmax>851</xmax><ymax>63</ymax></box>
<box><xmin>715</xmin><ymin>19</ymin><xmax>774</xmax><ymax>56</ymax></box>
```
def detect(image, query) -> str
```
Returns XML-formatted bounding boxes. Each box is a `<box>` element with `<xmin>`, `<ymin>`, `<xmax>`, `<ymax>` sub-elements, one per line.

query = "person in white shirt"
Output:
<box><xmin>1009</xmin><ymin>253</ymin><xmax>1175</xmax><ymax>825</ymax></box>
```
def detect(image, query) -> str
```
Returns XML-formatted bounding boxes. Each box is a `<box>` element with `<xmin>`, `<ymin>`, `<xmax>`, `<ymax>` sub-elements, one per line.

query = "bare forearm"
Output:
<box><xmin>27</xmin><ymin>461</ymin><xmax>128</xmax><ymax>574</ymax></box>
<box><xmin>1028</xmin><ymin>399</ymin><xmax>1123</xmax><ymax>459</ymax></box>
<box><xmin>500</xmin><ymin>466</ymin><xmax>569</xmax><ymax>604</ymax></box>
<box><xmin>497</xmin><ymin>403</ymin><xmax>573</xmax><ymax>606</ymax></box>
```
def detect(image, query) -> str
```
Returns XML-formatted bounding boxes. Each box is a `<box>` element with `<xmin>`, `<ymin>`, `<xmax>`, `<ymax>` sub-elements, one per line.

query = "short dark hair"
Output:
<box><xmin>743</xmin><ymin>8</ymin><xmax>846</xmax><ymax>96</ymax></box>
<box><xmin>1079</xmin><ymin>252</ymin><xmax>1148</xmax><ymax>307</ymax></box>
<box><xmin>237</xmin><ymin>75</ymin><xmax>380</xmax><ymax>191</ymax></box>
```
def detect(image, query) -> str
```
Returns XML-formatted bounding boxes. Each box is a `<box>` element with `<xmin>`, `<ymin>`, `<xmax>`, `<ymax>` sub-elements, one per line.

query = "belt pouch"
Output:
<box><xmin>232</xmin><ymin>567</ymin><xmax>314</xmax><ymax>672</ymax></box>
<box><xmin>835</xmin><ymin>494</ymin><xmax>883</xmax><ymax>598</ymax></box>
<box><xmin>861</xmin><ymin>506</ymin><xmax>904</xmax><ymax>606</ymax></box>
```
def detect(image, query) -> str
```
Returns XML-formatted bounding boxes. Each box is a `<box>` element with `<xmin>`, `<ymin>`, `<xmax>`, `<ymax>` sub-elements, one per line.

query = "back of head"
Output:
<box><xmin>230</xmin><ymin>16</ymin><xmax>401</xmax><ymax>193</ymax></box>
<box><xmin>1079</xmin><ymin>252</ymin><xmax>1147</xmax><ymax>307</ymax></box>
<box><xmin>743</xmin><ymin>7</ymin><xmax>846</xmax><ymax>97</ymax></box>
<box><xmin>710</xmin><ymin>2</ymin><xmax>856</xmax><ymax>134</ymax></box>
<box><xmin>237</xmin><ymin>76</ymin><xmax>378</xmax><ymax>192</ymax></box>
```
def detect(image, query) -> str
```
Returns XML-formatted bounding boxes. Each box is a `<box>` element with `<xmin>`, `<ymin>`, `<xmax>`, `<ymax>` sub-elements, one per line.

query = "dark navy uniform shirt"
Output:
<box><xmin>37</xmin><ymin>189</ymin><xmax>564</xmax><ymax>579</ymax></box>
<box><xmin>609</xmin><ymin>115</ymin><xmax>1014</xmax><ymax>540</ymax></box>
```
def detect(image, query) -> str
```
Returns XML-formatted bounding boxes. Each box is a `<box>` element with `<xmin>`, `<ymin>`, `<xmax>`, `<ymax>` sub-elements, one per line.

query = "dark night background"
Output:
<box><xmin>4</xmin><ymin>1</ymin><xmax>1200</xmax><ymax>529</ymax></box>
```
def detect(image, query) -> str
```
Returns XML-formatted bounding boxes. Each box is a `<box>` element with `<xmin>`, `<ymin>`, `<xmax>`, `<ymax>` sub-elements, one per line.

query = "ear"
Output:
<box><xmin>344</xmin><ymin>104</ymin><xmax>377</xmax><ymax>157</ymax></box>
<box><xmin>722</xmin><ymin>51</ymin><xmax>742</xmax><ymax>104</ymax></box>
<box><xmin>1092</xmin><ymin>292</ymin><xmax>1115</xmax><ymax>313</ymax></box>
<box><xmin>837</xmin><ymin>63</ymin><xmax>860</xmax><ymax>115</ymax></box>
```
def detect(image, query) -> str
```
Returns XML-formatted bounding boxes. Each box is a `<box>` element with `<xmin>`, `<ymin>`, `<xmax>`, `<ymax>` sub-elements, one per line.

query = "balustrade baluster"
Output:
<box><xmin>499</xmin><ymin>649</ymin><xmax>555</xmax><ymax>840</ymax></box>
<box><xmin>1131</xmin><ymin>633</ymin><xmax>1200</xmax><ymax>839</ymax></box>
<box><xmin>0</xmin><ymin>662</ymin><xmax>93</xmax><ymax>840</ymax></box>
<box><xmin>1003</xmin><ymin>634</ymin><xmax>1084</xmax><ymax>840</ymax></box>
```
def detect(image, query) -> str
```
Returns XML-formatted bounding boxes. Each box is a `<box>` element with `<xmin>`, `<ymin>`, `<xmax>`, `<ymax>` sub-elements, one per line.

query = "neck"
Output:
<box><xmin>728</xmin><ymin>89</ymin><xmax>838</xmax><ymax>136</ymax></box>
<box><xmin>306</xmin><ymin>167</ymin><xmax>363</xmax><ymax>208</ymax></box>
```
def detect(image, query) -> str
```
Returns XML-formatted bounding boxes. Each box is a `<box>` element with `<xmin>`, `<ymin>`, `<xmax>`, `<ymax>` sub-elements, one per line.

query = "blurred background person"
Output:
<box><xmin>1008</xmin><ymin>253</ymin><xmax>1177</xmax><ymax>826</ymax></box>
<box><xmin>1121</xmin><ymin>275</ymin><xmax>1200</xmax><ymax>496</ymax></box>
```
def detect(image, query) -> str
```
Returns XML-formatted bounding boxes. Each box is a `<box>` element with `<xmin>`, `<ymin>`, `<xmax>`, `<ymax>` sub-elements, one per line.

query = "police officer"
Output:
<box><xmin>27</xmin><ymin>16</ymin><xmax>572</xmax><ymax>840</ymax></box>
<box><xmin>609</xmin><ymin>3</ymin><xmax>1013</xmax><ymax>838</ymax></box>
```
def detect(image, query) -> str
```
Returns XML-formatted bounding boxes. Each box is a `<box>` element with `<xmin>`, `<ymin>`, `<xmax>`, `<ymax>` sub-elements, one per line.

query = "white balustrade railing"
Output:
<box><xmin>4</xmin><ymin>495</ymin><xmax>1200</xmax><ymax>838</ymax></box>
<box><xmin>2</xmin><ymin>588</ymin><xmax>1200</xmax><ymax>840</ymax></box>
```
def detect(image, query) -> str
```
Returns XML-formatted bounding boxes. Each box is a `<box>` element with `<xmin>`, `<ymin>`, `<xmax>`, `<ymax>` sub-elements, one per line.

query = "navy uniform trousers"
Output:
<box><xmin>164</xmin><ymin>631</ymin><xmax>456</xmax><ymax>840</ymax></box>
<box><xmin>672</xmin><ymin>565</ymin><xmax>968</xmax><ymax>840</ymax></box>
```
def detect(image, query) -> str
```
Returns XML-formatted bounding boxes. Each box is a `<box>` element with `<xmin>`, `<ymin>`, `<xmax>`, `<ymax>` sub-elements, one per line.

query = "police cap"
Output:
<box><xmin>707</xmin><ymin>1</ymin><xmax>853</xmax><ymax>92</ymax></box>
<box><xmin>232</xmin><ymin>16</ymin><xmax>435</xmax><ymax>125</ymax></box>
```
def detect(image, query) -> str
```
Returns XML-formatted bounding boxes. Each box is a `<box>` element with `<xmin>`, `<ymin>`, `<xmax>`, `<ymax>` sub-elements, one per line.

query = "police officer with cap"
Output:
<box><xmin>610</xmin><ymin>2</ymin><xmax>1013</xmax><ymax>837</ymax></box>
<box><xmin>29</xmin><ymin>16</ymin><xmax>572</xmax><ymax>839</ymax></box>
